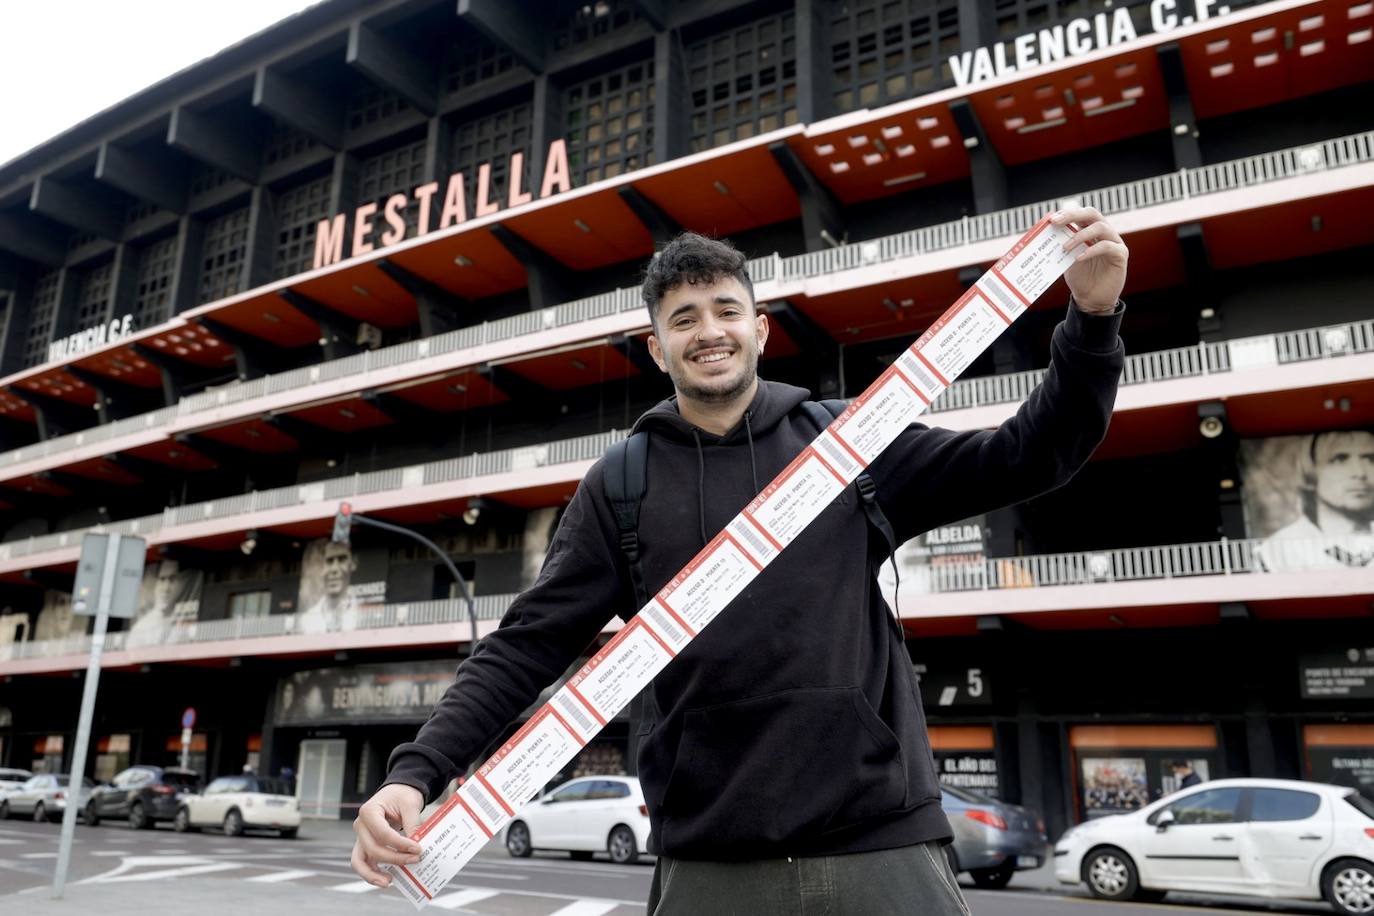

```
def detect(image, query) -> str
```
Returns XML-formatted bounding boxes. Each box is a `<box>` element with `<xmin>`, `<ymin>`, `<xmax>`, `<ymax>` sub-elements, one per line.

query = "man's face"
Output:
<box><xmin>321</xmin><ymin>542</ymin><xmax>355</xmax><ymax>596</ymax></box>
<box><xmin>1312</xmin><ymin>431</ymin><xmax>1374</xmax><ymax>516</ymax></box>
<box><xmin>647</xmin><ymin>276</ymin><xmax>768</xmax><ymax>406</ymax></box>
<box><xmin>153</xmin><ymin>560</ymin><xmax>179</xmax><ymax>608</ymax></box>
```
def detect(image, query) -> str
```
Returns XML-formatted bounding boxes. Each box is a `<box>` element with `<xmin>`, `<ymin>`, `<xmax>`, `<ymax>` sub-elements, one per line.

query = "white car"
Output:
<box><xmin>1055</xmin><ymin>778</ymin><xmax>1374</xmax><ymax>914</ymax></box>
<box><xmin>504</xmin><ymin>776</ymin><xmax>652</xmax><ymax>864</ymax></box>
<box><xmin>174</xmin><ymin>775</ymin><xmax>301</xmax><ymax>838</ymax></box>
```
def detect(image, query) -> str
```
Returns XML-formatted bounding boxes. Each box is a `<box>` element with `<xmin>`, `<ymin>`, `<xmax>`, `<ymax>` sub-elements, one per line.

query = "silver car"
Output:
<box><xmin>0</xmin><ymin>774</ymin><xmax>95</xmax><ymax>823</ymax></box>
<box><xmin>942</xmin><ymin>784</ymin><xmax>1049</xmax><ymax>889</ymax></box>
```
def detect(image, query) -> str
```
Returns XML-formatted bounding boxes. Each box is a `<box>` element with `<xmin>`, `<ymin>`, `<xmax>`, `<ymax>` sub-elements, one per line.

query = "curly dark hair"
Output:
<box><xmin>641</xmin><ymin>232</ymin><xmax>755</xmax><ymax>327</ymax></box>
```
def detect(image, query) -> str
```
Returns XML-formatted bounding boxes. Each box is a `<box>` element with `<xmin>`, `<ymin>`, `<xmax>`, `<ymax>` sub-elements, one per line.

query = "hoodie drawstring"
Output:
<box><xmin>692</xmin><ymin>429</ymin><xmax>708</xmax><ymax>547</ymax></box>
<box><xmin>690</xmin><ymin>413</ymin><xmax>760</xmax><ymax>548</ymax></box>
<box><xmin>743</xmin><ymin>411</ymin><xmax>760</xmax><ymax>496</ymax></box>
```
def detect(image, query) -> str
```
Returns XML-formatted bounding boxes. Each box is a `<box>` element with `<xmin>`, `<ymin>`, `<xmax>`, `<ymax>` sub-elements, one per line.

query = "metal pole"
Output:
<box><xmin>351</xmin><ymin>514</ymin><xmax>479</xmax><ymax>651</ymax></box>
<box><xmin>52</xmin><ymin>534</ymin><xmax>121</xmax><ymax>899</ymax></box>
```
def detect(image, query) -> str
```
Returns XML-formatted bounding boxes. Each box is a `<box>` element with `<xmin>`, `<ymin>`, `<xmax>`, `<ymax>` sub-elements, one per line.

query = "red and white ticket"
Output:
<box><xmin>384</xmin><ymin>213</ymin><xmax>1081</xmax><ymax>907</ymax></box>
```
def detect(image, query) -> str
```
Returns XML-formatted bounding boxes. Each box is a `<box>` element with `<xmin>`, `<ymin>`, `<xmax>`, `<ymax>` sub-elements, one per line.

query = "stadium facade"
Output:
<box><xmin>0</xmin><ymin>0</ymin><xmax>1370</xmax><ymax>837</ymax></box>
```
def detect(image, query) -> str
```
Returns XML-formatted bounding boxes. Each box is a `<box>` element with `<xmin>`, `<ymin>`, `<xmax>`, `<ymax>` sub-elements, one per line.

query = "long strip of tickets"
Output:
<box><xmin>383</xmin><ymin>212</ymin><xmax>1085</xmax><ymax>907</ymax></box>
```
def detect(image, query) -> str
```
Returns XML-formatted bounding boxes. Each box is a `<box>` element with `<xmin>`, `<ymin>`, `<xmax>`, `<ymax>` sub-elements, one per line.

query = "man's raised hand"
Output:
<box><xmin>1053</xmin><ymin>207</ymin><xmax>1128</xmax><ymax>313</ymax></box>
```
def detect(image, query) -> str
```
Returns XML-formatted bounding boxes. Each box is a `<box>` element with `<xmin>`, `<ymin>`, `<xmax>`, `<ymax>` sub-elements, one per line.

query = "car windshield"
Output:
<box><xmin>1345</xmin><ymin>792</ymin><xmax>1374</xmax><ymax>821</ymax></box>
<box><xmin>162</xmin><ymin>771</ymin><xmax>200</xmax><ymax>789</ymax></box>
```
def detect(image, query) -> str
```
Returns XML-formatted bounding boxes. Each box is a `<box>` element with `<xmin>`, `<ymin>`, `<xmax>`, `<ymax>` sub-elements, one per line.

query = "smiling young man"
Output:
<box><xmin>352</xmin><ymin>209</ymin><xmax>1128</xmax><ymax>914</ymax></box>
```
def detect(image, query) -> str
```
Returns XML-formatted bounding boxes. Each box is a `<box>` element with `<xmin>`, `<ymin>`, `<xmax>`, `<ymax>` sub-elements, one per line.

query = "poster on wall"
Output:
<box><xmin>1308</xmin><ymin>747</ymin><xmax>1374</xmax><ymax>795</ymax></box>
<box><xmin>880</xmin><ymin>515</ymin><xmax>986</xmax><ymax>594</ymax></box>
<box><xmin>275</xmin><ymin>661</ymin><xmax>456</xmax><ymax>725</ymax></box>
<box><xmin>32</xmin><ymin>590</ymin><xmax>81</xmax><ymax>642</ymax></box>
<box><xmin>297</xmin><ymin>538</ymin><xmax>386</xmax><ymax>634</ymax></box>
<box><xmin>1080</xmin><ymin>757</ymin><xmax>1149</xmax><ymax>818</ymax></box>
<box><xmin>125</xmin><ymin>559</ymin><xmax>204</xmax><ymax>648</ymax></box>
<box><xmin>936</xmin><ymin>751</ymin><xmax>1000</xmax><ymax>797</ymax></box>
<box><xmin>1240</xmin><ymin>429</ymin><xmax>1374</xmax><ymax>573</ymax></box>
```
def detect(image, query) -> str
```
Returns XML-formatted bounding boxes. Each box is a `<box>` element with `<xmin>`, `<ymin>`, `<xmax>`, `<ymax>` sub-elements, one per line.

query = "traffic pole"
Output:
<box><xmin>52</xmin><ymin>534</ymin><xmax>121</xmax><ymax>899</ymax></box>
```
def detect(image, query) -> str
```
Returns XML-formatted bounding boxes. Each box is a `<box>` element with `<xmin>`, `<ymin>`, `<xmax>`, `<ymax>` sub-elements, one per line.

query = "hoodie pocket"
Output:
<box><xmin>659</xmin><ymin>686</ymin><xmax>908</xmax><ymax>852</ymax></box>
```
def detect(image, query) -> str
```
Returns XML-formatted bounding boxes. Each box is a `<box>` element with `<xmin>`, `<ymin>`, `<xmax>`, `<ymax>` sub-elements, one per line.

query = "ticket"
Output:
<box><xmin>382</xmin><ymin>211</ymin><xmax>1083</xmax><ymax>907</ymax></box>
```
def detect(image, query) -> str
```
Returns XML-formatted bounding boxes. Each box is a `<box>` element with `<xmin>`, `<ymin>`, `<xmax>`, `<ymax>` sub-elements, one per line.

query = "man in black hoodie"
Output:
<box><xmin>352</xmin><ymin>208</ymin><xmax>1127</xmax><ymax>913</ymax></box>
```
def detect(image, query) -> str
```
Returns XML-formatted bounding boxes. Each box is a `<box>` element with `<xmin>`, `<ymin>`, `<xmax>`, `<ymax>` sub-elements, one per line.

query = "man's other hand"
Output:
<box><xmin>351</xmin><ymin>783</ymin><xmax>425</xmax><ymax>888</ymax></box>
<box><xmin>1053</xmin><ymin>208</ymin><xmax>1128</xmax><ymax>313</ymax></box>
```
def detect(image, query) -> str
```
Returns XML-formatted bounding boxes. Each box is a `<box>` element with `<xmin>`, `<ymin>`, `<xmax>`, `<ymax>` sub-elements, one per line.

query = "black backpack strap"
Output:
<box><xmin>602</xmin><ymin>432</ymin><xmax>651</xmax><ymax>622</ymax></box>
<box><xmin>804</xmin><ymin>400</ymin><xmax>898</xmax><ymax>560</ymax></box>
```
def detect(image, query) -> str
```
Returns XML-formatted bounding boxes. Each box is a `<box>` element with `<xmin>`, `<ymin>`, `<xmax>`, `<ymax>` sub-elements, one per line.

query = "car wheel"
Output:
<box><xmin>505</xmin><ymin>821</ymin><xmax>532</xmax><ymax>858</ymax></box>
<box><xmin>570</xmin><ymin>850</ymin><xmax>594</xmax><ymax>861</ymax></box>
<box><xmin>279</xmin><ymin>827</ymin><xmax>298</xmax><ymax>840</ymax></box>
<box><xmin>173</xmin><ymin>807</ymin><xmax>194</xmax><ymax>833</ymax></box>
<box><xmin>1325</xmin><ymin>858</ymin><xmax>1374</xmax><ymax>915</ymax></box>
<box><xmin>83</xmin><ymin>803</ymin><xmax>100</xmax><ymax>827</ymax></box>
<box><xmin>32</xmin><ymin>802</ymin><xmax>47</xmax><ymax>824</ymax></box>
<box><xmin>223</xmin><ymin>809</ymin><xmax>244</xmax><ymax>837</ymax></box>
<box><xmin>128</xmin><ymin>802</ymin><xmax>149</xmax><ymax>830</ymax></box>
<box><xmin>607</xmin><ymin>825</ymin><xmax>638</xmax><ymax>865</ymax></box>
<box><xmin>1083</xmin><ymin>846</ymin><xmax>1139</xmax><ymax>901</ymax></box>
<box><xmin>0</xmin><ymin>801</ymin><xmax>9</xmax><ymax>820</ymax></box>
<box><xmin>970</xmin><ymin>862</ymin><xmax>1015</xmax><ymax>890</ymax></box>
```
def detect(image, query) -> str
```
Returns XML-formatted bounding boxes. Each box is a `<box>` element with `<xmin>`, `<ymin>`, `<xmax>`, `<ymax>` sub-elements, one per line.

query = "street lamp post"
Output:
<box><xmin>332</xmin><ymin>504</ymin><xmax>479</xmax><ymax>651</ymax></box>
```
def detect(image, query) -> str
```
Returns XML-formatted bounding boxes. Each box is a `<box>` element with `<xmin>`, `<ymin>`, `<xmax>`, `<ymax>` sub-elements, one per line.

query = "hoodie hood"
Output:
<box><xmin>630</xmin><ymin>379</ymin><xmax>812</xmax><ymax>444</ymax></box>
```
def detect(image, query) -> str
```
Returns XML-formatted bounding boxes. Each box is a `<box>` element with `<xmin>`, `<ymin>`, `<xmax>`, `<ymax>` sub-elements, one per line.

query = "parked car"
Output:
<box><xmin>1054</xmin><ymin>778</ymin><xmax>1374</xmax><ymax>914</ymax></box>
<box><xmin>0</xmin><ymin>774</ymin><xmax>95</xmax><ymax>822</ymax></box>
<box><xmin>175</xmin><ymin>775</ymin><xmax>300</xmax><ymax>838</ymax></box>
<box><xmin>504</xmin><ymin>775</ymin><xmax>651</xmax><ymax>864</ymax></box>
<box><xmin>83</xmin><ymin>765</ymin><xmax>201</xmax><ymax>829</ymax></box>
<box><xmin>0</xmin><ymin>768</ymin><xmax>32</xmax><ymax>801</ymax></box>
<box><xmin>941</xmin><ymin>784</ymin><xmax>1049</xmax><ymax>889</ymax></box>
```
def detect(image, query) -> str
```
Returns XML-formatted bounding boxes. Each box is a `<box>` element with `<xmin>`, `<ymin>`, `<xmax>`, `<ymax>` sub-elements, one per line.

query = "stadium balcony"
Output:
<box><xmin>3</xmin><ymin>526</ymin><xmax>1368</xmax><ymax>676</ymax></box>
<box><xmin>0</xmin><ymin>129</ymin><xmax>1369</xmax><ymax>489</ymax></box>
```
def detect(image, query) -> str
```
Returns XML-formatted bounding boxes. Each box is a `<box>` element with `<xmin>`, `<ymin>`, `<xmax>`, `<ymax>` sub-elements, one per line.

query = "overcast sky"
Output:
<box><xmin>0</xmin><ymin>0</ymin><xmax>321</xmax><ymax>168</ymax></box>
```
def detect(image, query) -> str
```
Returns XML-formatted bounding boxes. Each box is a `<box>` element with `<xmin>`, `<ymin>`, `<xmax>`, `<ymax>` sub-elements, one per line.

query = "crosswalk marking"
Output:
<box><xmin>430</xmin><ymin>888</ymin><xmax>500</xmax><ymax>909</ymax></box>
<box><xmin>330</xmin><ymin>879</ymin><xmax>379</xmax><ymax>893</ymax></box>
<box><xmin>246</xmin><ymin>869</ymin><xmax>315</xmax><ymax>883</ymax></box>
<box><xmin>99</xmin><ymin>862</ymin><xmax>244</xmax><ymax>883</ymax></box>
<box><xmin>544</xmin><ymin>901</ymin><xmax>623</xmax><ymax>916</ymax></box>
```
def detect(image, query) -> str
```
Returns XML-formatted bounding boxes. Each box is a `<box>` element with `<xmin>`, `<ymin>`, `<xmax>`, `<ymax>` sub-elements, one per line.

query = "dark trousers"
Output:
<box><xmin>647</xmin><ymin>841</ymin><xmax>971</xmax><ymax>915</ymax></box>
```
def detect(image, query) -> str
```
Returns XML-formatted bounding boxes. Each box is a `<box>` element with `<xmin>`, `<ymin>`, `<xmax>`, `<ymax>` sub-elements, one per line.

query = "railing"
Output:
<box><xmin>9</xmin><ymin>530</ymin><xmax>1368</xmax><ymax>664</ymax></box>
<box><xmin>784</xmin><ymin>130</ymin><xmax>1374</xmax><ymax>283</ymax></box>
<box><xmin>4</xmin><ymin>130</ymin><xmax>1371</xmax><ymax>476</ymax></box>
<box><xmin>927</xmin><ymin>316</ymin><xmax>1374</xmax><ymax>413</ymax></box>
<box><xmin>0</xmin><ymin>429</ymin><xmax>624</xmax><ymax>563</ymax></box>
<box><xmin>0</xmin><ymin>594</ymin><xmax>519</xmax><ymax>663</ymax></box>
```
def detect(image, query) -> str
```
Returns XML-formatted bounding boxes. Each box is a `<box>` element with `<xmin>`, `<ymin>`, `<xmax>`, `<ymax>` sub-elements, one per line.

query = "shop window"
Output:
<box><xmin>74</xmin><ymin>261</ymin><xmax>114</xmax><ymax>332</ymax></box>
<box><xmin>197</xmin><ymin>207</ymin><xmax>251</xmax><ymax>304</ymax></box>
<box><xmin>449</xmin><ymin>100</ymin><xmax>534</xmax><ymax>213</ymax></box>
<box><xmin>688</xmin><ymin>12</ymin><xmax>796</xmax><ymax>152</ymax></box>
<box><xmin>131</xmin><ymin>235</ymin><xmax>178</xmax><ymax>329</ymax></box>
<box><xmin>22</xmin><ymin>269</ymin><xmax>62</xmax><ymax>368</ymax></box>
<box><xmin>32</xmin><ymin>734</ymin><xmax>64</xmax><ymax>774</ymax></box>
<box><xmin>273</xmin><ymin>176</ymin><xmax>332</xmax><ymax>280</ymax></box>
<box><xmin>832</xmin><ymin>0</ymin><xmax>957</xmax><ymax>113</ymax></box>
<box><xmin>165</xmin><ymin>732</ymin><xmax>208</xmax><ymax>776</ymax></box>
<box><xmin>1304</xmin><ymin>723</ymin><xmax>1374</xmax><ymax>796</ymax></box>
<box><xmin>1070</xmin><ymin>724</ymin><xmax>1218</xmax><ymax>821</ymax></box>
<box><xmin>229</xmin><ymin>590</ymin><xmax>273</xmax><ymax>620</ymax></box>
<box><xmin>356</xmin><ymin>139</ymin><xmax>426</xmax><ymax>247</ymax></box>
<box><xmin>564</xmin><ymin>60</ymin><xmax>655</xmax><ymax>184</ymax></box>
<box><xmin>929</xmin><ymin>725</ymin><xmax>1000</xmax><ymax>797</ymax></box>
<box><xmin>94</xmin><ymin>733</ymin><xmax>132</xmax><ymax>783</ymax></box>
